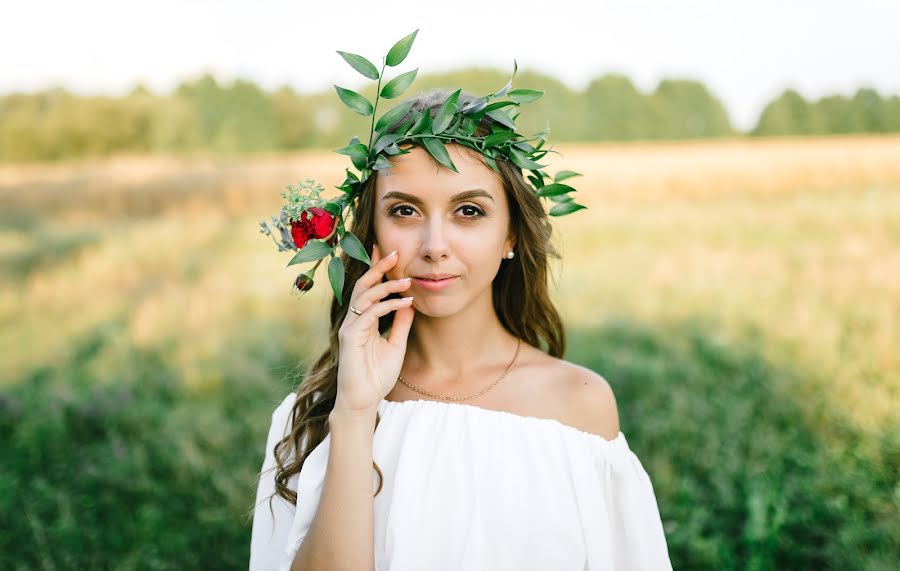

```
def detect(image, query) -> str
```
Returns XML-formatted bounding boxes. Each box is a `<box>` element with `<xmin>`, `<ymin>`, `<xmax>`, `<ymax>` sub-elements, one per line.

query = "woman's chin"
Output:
<box><xmin>406</xmin><ymin>297</ymin><xmax>462</xmax><ymax>318</ymax></box>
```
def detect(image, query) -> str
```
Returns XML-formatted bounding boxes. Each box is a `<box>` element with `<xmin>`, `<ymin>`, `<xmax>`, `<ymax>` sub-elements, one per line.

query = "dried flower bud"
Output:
<box><xmin>294</xmin><ymin>272</ymin><xmax>314</xmax><ymax>292</ymax></box>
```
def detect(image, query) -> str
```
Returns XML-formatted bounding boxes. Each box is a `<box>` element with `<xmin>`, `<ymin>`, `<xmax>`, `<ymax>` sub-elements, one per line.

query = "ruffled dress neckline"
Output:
<box><xmin>378</xmin><ymin>397</ymin><xmax>626</xmax><ymax>445</ymax></box>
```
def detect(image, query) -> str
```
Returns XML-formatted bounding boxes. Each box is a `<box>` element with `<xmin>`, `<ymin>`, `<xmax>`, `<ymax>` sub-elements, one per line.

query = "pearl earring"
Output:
<box><xmin>505</xmin><ymin>250</ymin><xmax>515</xmax><ymax>259</ymax></box>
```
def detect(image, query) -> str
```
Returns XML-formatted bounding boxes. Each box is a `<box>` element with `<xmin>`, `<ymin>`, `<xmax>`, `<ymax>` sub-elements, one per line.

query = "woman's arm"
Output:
<box><xmin>289</xmin><ymin>406</ymin><xmax>378</xmax><ymax>571</ymax></box>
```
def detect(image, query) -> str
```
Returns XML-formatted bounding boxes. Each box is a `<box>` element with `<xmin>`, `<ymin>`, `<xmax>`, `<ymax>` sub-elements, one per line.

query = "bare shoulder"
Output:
<box><xmin>543</xmin><ymin>357</ymin><xmax>621</xmax><ymax>441</ymax></box>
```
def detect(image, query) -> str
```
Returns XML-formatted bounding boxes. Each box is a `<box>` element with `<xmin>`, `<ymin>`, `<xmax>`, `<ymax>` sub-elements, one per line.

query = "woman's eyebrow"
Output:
<box><xmin>381</xmin><ymin>189</ymin><xmax>494</xmax><ymax>204</ymax></box>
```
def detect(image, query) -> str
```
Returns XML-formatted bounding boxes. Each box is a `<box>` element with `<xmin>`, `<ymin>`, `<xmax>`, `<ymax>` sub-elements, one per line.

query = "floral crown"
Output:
<box><xmin>258</xmin><ymin>29</ymin><xmax>587</xmax><ymax>305</ymax></box>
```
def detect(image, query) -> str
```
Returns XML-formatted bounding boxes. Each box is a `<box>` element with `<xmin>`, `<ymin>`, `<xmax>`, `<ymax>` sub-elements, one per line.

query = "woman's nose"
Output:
<box><xmin>420</xmin><ymin>217</ymin><xmax>450</xmax><ymax>261</ymax></box>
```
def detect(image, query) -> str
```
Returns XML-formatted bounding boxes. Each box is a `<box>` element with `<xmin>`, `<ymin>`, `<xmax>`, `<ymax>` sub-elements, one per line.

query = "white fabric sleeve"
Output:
<box><xmin>596</xmin><ymin>441</ymin><xmax>674</xmax><ymax>571</ymax></box>
<box><xmin>249</xmin><ymin>393</ymin><xmax>299</xmax><ymax>571</ymax></box>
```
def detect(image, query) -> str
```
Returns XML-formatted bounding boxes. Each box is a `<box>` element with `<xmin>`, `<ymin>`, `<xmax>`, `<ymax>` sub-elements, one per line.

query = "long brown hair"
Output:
<box><xmin>267</xmin><ymin>88</ymin><xmax>566</xmax><ymax>508</ymax></box>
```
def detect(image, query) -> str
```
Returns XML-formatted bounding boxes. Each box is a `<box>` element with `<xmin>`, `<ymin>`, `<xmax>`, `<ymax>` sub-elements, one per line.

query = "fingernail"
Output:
<box><xmin>401</xmin><ymin>296</ymin><xmax>414</xmax><ymax>301</ymax></box>
<box><xmin>389</xmin><ymin>250</ymin><xmax>397</xmax><ymax>257</ymax></box>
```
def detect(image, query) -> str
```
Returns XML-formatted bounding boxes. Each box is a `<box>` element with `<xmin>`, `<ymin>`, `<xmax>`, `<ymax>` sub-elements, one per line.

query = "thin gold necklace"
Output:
<box><xmin>396</xmin><ymin>338</ymin><xmax>522</xmax><ymax>401</ymax></box>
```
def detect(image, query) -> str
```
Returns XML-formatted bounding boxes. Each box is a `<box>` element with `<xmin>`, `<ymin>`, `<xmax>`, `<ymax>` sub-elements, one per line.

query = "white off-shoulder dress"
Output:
<box><xmin>250</xmin><ymin>392</ymin><xmax>673</xmax><ymax>571</ymax></box>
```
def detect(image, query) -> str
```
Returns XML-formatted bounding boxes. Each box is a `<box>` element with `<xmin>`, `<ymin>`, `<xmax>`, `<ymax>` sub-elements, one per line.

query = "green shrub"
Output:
<box><xmin>1</xmin><ymin>317</ymin><xmax>896</xmax><ymax>569</ymax></box>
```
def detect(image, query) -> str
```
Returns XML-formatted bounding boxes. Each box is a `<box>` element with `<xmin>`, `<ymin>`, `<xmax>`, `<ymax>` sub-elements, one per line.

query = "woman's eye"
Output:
<box><xmin>389</xmin><ymin>205</ymin><xmax>416</xmax><ymax>217</ymax></box>
<box><xmin>458</xmin><ymin>205</ymin><xmax>485</xmax><ymax>217</ymax></box>
<box><xmin>388</xmin><ymin>205</ymin><xmax>485</xmax><ymax>218</ymax></box>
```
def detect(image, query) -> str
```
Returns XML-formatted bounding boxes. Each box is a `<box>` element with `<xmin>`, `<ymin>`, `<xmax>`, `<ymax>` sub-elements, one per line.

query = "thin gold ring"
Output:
<box><xmin>349</xmin><ymin>305</ymin><xmax>363</xmax><ymax>316</ymax></box>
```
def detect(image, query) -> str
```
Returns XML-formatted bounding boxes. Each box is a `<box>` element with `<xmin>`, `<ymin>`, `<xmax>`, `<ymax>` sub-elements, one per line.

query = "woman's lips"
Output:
<box><xmin>411</xmin><ymin>276</ymin><xmax>459</xmax><ymax>292</ymax></box>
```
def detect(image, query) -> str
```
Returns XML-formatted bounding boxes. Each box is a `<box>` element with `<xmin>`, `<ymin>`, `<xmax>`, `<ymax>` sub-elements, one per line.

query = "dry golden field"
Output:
<box><xmin>2</xmin><ymin>134</ymin><xmax>898</xmax><ymax>435</ymax></box>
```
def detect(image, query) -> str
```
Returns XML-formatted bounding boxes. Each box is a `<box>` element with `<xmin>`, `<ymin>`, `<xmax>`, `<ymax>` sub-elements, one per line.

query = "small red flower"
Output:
<box><xmin>290</xmin><ymin>207</ymin><xmax>339</xmax><ymax>249</ymax></box>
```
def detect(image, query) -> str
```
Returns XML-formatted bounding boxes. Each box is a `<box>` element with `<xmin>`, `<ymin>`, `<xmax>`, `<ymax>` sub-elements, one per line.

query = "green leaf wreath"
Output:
<box><xmin>258</xmin><ymin>29</ymin><xmax>588</xmax><ymax>305</ymax></box>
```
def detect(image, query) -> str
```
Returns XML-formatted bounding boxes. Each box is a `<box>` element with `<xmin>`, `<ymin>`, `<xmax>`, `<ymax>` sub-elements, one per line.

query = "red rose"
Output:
<box><xmin>290</xmin><ymin>207</ymin><xmax>338</xmax><ymax>249</ymax></box>
<box><xmin>290</xmin><ymin>220</ymin><xmax>310</xmax><ymax>249</ymax></box>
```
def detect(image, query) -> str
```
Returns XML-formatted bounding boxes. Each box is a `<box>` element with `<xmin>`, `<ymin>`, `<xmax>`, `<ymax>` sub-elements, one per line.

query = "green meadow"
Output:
<box><xmin>1</xmin><ymin>135</ymin><xmax>898</xmax><ymax>569</ymax></box>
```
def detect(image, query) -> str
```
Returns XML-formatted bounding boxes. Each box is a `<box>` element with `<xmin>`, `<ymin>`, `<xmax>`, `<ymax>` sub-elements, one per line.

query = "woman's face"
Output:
<box><xmin>374</xmin><ymin>142</ymin><xmax>515</xmax><ymax>317</ymax></box>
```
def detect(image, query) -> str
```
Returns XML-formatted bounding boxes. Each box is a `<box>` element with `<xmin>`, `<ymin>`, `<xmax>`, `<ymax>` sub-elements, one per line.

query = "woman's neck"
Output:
<box><xmin>400</xmin><ymin>299</ymin><xmax>519</xmax><ymax>388</ymax></box>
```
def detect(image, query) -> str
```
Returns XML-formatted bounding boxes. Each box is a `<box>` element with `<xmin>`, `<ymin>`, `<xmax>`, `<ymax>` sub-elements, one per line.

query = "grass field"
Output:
<box><xmin>1</xmin><ymin>135</ymin><xmax>898</xmax><ymax>569</ymax></box>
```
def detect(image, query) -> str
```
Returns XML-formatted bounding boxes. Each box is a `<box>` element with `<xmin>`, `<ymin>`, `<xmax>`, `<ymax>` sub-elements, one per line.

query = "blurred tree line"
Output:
<box><xmin>752</xmin><ymin>87</ymin><xmax>900</xmax><ymax>135</ymax></box>
<box><xmin>1</xmin><ymin>68</ymin><xmax>898</xmax><ymax>163</ymax></box>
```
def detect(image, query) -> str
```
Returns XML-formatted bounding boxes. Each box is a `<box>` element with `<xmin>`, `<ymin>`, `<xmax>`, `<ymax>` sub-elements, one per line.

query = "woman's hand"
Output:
<box><xmin>334</xmin><ymin>244</ymin><xmax>415</xmax><ymax>415</ymax></box>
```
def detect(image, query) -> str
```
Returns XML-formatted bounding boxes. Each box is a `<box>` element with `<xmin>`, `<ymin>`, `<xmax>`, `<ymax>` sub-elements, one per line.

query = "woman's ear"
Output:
<box><xmin>506</xmin><ymin>231</ymin><xmax>517</xmax><ymax>253</ymax></box>
<box><xmin>503</xmin><ymin>237</ymin><xmax>516</xmax><ymax>258</ymax></box>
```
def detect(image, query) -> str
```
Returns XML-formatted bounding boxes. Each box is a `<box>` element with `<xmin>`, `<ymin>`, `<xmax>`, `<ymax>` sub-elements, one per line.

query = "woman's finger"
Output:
<box><xmin>346</xmin><ymin>296</ymin><xmax>413</xmax><ymax>328</ymax></box>
<box><xmin>347</xmin><ymin>244</ymin><xmax>397</xmax><ymax>312</ymax></box>
<box><xmin>387</xmin><ymin>300</ymin><xmax>415</xmax><ymax>348</ymax></box>
<box><xmin>345</xmin><ymin>243</ymin><xmax>389</xmax><ymax>321</ymax></box>
<box><xmin>354</xmin><ymin>247</ymin><xmax>398</xmax><ymax>294</ymax></box>
<box><xmin>355</xmin><ymin>277</ymin><xmax>412</xmax><ymax>311</ymax></box>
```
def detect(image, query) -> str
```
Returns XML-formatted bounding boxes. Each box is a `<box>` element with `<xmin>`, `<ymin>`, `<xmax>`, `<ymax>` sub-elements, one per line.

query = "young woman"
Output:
<box><xmin>250</xmin><ymin>90</ymin><xmax>673</xmax><ymax>570</ymax></box>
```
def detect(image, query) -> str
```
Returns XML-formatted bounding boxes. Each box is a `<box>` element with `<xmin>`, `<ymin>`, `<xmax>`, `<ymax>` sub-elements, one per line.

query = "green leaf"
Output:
<box><xmin>334</xmin><ymin>86</ymin><xmax>373</xmax><ymax>116</ymax></box>
<box><xmin>287</xmin><ymin>239</ymin><xmax>332</xmax><ymax>266</ymax></box>
<box><xmin>409</xmin><ymin>109</ymin><xmax>433</xmax><ymax>135</ymax></box>
<box><xmin>483</xmin><ymin>130</ymin><xmax>518</xmax><ymax>147</ymax></box>
<box><xmin>335</xmin><ymin>142</ymin><xmax>369</xmax><ymax>170</ymax></box>
<box><xmin>530</xmin><ymin>169</ymin><xmax>547</xmax><ymax>183</ymax></box>
<box><xmin>486</xmin><ymin>108</ymin><xmax>517</xmax><ymax>129</ymax></box>
<box><xmin>513</xmin><ymin>141</ymin><xmax>536</xmax><ymax>153</ymax></box>
<box><xmin>374</xmin><ymin>100</ymin><xmax>414</xmax><ymax>134</ymax></box>
<box><xmin>386</xmin><ymin>29</ymin><xmax>418</xmax><ymax>66</ymax></box>
<box><xmin>484</xmin><ymin>100</ymin><xmax>518</xmax><ymax>113</ymax></box>
<box><xmin>536</xmin><ymin>183</ymin><xmax>576</xmax><ymax>197</ymax></box>
<box><xmin>461</xmin><ymin>96</ymin><xmax>488</xmax><ymax>115</ymax></box>
<box><xmin>444</xmin><ymin>114</ymin><xmax>463</xmax><ymax>136</ymax></box>
<box><xmin>372</xmin><ymin>133</ymin><xmax>405</xmax><ymax>155</ymax></box>
<box><xmin>549</xmin><ymin>193</ymin><xmax>573</xmax><ymax>203</ymax></box>
<box><xmin>339</xmin><ymin>232</ymin><xmax>372</xmax><ymax>266</ymax></box>
<box><xmin>393</xmin><ymin>117</ymin><xmax>415</xmax><ymax>135</ymax></box>
<box><xmin>380</xmin><ymin>69</ymin><xmax>418</xmax><ymax>99</ymax></box>
<box><xmin>508</xmin><ymin>147</ymin><xmax>545</xmax><ymax>170</ymax></box>
<box><xmin>384</xmin><ymin>143</ymin><xmax>409</xmax><ymax>155</ymax></box>
<box><xmin>492</xmin><ymin>59</ymin><xmax>518</xmax><ymax>97</ymax></box>
<box><xmin>432</xmin><ymin>89</ymin><xmax>461</xmax><ymax>134</ymax></box>
<box><xmin>508</xmin><ymin>88</ymin><xmax>544</xmax><ymax>103</ymax></box>
<box><xmin>328</xmin><ymin>255</ymin><xmax>346</xmax><ymax>304</ymax></box>
<box><xmin>462</xmin><ymin>116</ymin><xmax>479</xmax><ymax>135</ymax></box>
<box><xmin>549</xmin><ymin>201</ymin><xmax>587</xmax><ymax>216</ymax></box>
<box><xmin>372</xmin><ymin>155</ymin><xmax>394</xmax><ymax>170</ymax></box>
<box><xmin>554</xmin><ymin>170</ymin><xmax>582</xmax><ymax>182</ymax></box>
<box><xmin>322</xmin><ymin>201</ymin><xmax>343</xmax><ymax>216</ymax></box>
<box><xmin>421</xmin><ymin>137</ymin><xmax>458</xmax><ymax>173</ymax></box>
<box><xmin>483</xmin><ymin>155</ymin><xmax>499</xmax><ymax>173</ymax></box>
<box><xmin>336</xmin><ymin>51</ymin><xmax>379</xmax><ymax>80</ymax></box>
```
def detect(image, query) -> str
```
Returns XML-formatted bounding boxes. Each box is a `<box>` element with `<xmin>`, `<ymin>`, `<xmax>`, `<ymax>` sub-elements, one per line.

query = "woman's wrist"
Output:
<box><xmin>328</xmin><ymin>404</ymin><xmax>378</xmax><ymax>431</ymax></box>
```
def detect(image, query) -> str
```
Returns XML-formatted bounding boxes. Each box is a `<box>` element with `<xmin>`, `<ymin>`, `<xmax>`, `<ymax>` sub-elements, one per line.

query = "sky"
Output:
<box><xmin>2</xmin><ymin>0</ymin><xmax>898</xmax><ymax>131</ymax></box>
